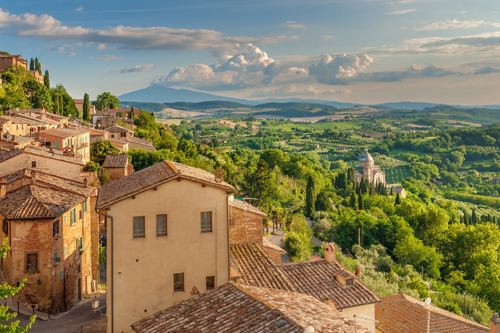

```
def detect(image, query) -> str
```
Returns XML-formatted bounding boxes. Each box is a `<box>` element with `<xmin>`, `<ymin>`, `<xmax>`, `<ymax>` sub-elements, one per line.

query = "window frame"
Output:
<box><xmin>25</xmin><ymin>252</ymin><xmax>39</xmax><ymax>273</ymax></box>
<box><xmin>132</xmin><ymin>216</ymin><xmax>145</xmax><ymax>238</ymax></box>
<box><xmin>156</xmin><ymin>214</ymin><xmax>168</xmax><ymax>237</ymax></box>
<box><xmin>173</xmin><ymin>273</ymin><xmax>185</xmax><ymax>293</ymax></box>
<box><xmin>200</xmin><ymin>211</ymin><xmax>213</xmax><ymax>233</ymax></box>
<box><xmin>206</xmin><ymin>276</ymin><xmax>216</xmax><ymax>290</ymax></box>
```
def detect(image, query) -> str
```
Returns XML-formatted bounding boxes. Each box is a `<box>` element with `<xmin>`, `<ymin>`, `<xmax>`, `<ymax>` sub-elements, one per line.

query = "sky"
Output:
<box><xmin>1</xmin><ymin>0</ymin><xmax>500</xmax><ymax>104</ymax></box>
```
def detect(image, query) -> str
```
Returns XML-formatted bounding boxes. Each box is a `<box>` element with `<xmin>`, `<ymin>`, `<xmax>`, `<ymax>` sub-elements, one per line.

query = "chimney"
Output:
<box><xmin>355</xmin><ymin>265</ymin><xmax>361</xmax><ymax>277</ymax></box>
<box><xmin>30</xmin><ymin>170</ymin><xmax>36</xmax><ymax>185</ymax></box>
<box><xmin>491</xmin><ymin>313</ymin><xmax>500</xmax><ymax>333</ymax></box>
<box><xmin>0</xmin><ymin>179</ymin><xmax>7</xmax><ymax>199</ymax></box>
<box><xmin>324</xmin><ymin>243</ymin><xmax>336</xmax><ymax>263</ymax></box>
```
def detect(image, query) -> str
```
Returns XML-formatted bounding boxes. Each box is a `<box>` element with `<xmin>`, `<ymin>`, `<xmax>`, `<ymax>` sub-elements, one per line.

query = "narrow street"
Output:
<box><xmin>16</xmin><ymin>294</ymin><xmax>106</xmax><ymax>333</ymax></box>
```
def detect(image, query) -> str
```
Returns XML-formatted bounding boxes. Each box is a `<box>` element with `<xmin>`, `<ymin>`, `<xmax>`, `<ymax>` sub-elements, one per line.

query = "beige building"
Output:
<box><xmin>0</xmin><ymin>54</ymin><xmax>27</xmax><ymax>72</ymax></box>
<box><xmin>96</xmin><ymin>160</ymin><xmax>234</xmax><ymax>333</ymax></box>
<box><xmin>38</xmin><ymin>128</ymin><xmax>91</xmax><ymax>163</ymax></box>
<box><xmin>0</xmin><ymin>146</ymin><xmax>85</xmax><ymax>181</ymax></box>
<box><xmin>0</xmin><ymin>170</ymin><xmax>96</xmax><ymax>313</ymax></box>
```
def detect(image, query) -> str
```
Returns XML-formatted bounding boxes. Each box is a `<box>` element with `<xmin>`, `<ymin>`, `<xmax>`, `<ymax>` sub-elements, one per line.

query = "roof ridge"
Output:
<box><xmin>164</xmin><ymin>160</ymin><xmax>178</xmax><ymax>173</ymax></box>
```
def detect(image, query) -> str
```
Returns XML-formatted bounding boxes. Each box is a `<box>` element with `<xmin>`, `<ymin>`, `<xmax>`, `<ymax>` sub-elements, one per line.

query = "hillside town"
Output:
<box><xmin>0</xmin><ymin>52</ymin><xmax>499</xmax><ymax>333</ymax></box>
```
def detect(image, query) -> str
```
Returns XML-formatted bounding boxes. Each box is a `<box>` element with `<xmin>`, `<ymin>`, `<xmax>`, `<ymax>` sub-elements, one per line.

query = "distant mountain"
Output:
<box><xmin>374</xmin><ymin>102</ymin><xmax>446</xmax><ymax>110</ymax></box>
<box><xmin>119</xmin><ymin>84</ymin><xmax>248</xmax><ymax>104</ymax></box>
<box><xmin>255</xmin><ymin>98</ymin><xmax>358</xmax><ymax>109</ymax></box>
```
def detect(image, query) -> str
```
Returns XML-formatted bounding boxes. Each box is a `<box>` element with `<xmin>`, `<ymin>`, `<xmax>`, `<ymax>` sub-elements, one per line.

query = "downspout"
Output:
<box><xmin>99</xmin><ymin>212</ymin><xmax>113</xmax><ymax>333</ymax></box>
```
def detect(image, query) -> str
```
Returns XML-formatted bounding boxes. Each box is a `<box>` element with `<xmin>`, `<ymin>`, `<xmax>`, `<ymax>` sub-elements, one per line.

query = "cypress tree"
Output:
<box><xmin>43</xmin><ymin>70</ymin><xmax>50</xmax><ymax>88</ymax></box>
<box><xmin>29</xmin><ymin>58</ymin><xmax>35</xmax><ymax>70</ymax></box>
<box><xmin>358</xmin><ymin>194</ymin><xmax>364</xmax><ymax>210</ymax></box>
<box><xmin>305</xmin><ymin>175</ymin><xmax>316</xmax><ymax>218</ymax></box>
<box><xmin>34</xmin><ymin>57</ymin><xmax>41</xmax><ymax>73</ymax></box>
<box><xmin>350</xmin><ymin>192</ymin><xmax>357</xmax><ymax>209</ymax></box>
<box><xmin>394</xmin><ymin>193</ymin><xmax>401</xmax><ymax>206</ymax></box>
<box><xmin>82</xmin><ymin>93</ymin><xmax>90</xmax><ymax>121</ymax></box>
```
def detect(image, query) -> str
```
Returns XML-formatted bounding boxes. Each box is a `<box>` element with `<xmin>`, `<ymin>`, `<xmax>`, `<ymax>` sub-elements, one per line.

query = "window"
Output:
<box><xmin>200</xmin><ymin>211</ymin><xmax>212</xmax><ymax>233</ymax></box>
<box><xmin>3</xmin><ymin>220</ymin><xmax>8</xmax><ymax>235</ymax></box>
<box><xmin>76</xmin><ymin>237</ymin><xmax>83</xmax><ymax>253</ymax></box>
<box><xmin>53</xmin><ymin>220</ymin><xmax>59</xmax><ymax>237</ymax></box>
<box><xmin>206</xmin><ymin>276</ymin><xmax>215</xmax><ymax>290</ymax></box>
<box><xmin>156</xmin><ymin>214</ymin><xmax>167</xmax><ymax>236</ymax></box>
<box><xmin>82</xmin><ymin>200</ymin><xmax>88</xmax><ymax>212</ymax></box>
<box><xmin>79</xmin><ymin>210</ymin><xmax>83</xmax><ymax>220</ymax></box>
<box><xmin>173</xmin><ymin>273</ymin><xmax>184</xmax><ymax>292</ymax></box>
<box><xmin>53</xmin><ymin>141</ymin><xmax>59</xmax><ymax>149</ymax></box>
<box><xmin>70</xmin><ymin>209</ymin><xmax>76</xmax><ymax>226</ymax></box>
<box><xmin>25</xmin><ymin>253</ymin><xmax>38</xmax><ymax>273</ymax></box>
<box><xmin>31</xmin><ymin>160</ymin><xmax>37</xmax><ymax>168</ymax></box>
<box><xmin>133</xmin><ymin>216</ymin><xmax>145</xmax><ymax>238</ymax></box>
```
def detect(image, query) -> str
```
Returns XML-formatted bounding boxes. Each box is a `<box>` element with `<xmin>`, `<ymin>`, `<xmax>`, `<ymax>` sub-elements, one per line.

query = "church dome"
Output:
<box><xmin>359</xmin><ymin>149</ymin><xmax>374</xmax><ymax>163</ymax></box>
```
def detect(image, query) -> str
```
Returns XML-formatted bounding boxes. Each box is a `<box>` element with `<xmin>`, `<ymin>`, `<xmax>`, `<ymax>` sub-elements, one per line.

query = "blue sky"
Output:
<box><xmin>1</xmin><ymin>0</ymin><xmax>500</xmax><ymax>104</ymax></box>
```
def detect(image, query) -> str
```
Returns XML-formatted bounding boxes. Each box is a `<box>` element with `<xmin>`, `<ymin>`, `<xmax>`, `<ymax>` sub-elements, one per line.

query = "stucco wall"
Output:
<box><xmin>341</xmin><ymin>303</ymin><xmax>376</xmax><ymax>333</ymax></box>
<box><xmin>106</xmin><ymin>178</ymin><xmax>230</xmax><ymax>333</ymax></box>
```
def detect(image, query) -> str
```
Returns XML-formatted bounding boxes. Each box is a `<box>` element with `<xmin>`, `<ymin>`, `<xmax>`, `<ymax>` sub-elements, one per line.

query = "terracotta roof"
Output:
<box><xmin>0</xmin><ymin>149</ymin><xmax>23</xmax><ymax>163</ymax></box>
<box><xmin>0</xmin><ymin>185</ymin><xmax>84</xmax><ymax>220</ymax></box>
<box><xmin>39</xmin><ymin>128</ymin><xmax>88</xmax><ymax>138</ymax></box>
<box><xmin>103</xmin><ymin>154</ymin><xmax>129</xmax><ymax>168</ymax></box>
<box><xmin>230</xmin><ymin>243</ymin><xmax>295</xmax><ymax>291</ymax></box>
<box><xmin>230</xmin><ymin>199</ymin><xmax>267</xmax><ymax>217</ymax></box>
<box><xmin>376</xmin><ymin>294</ymin><xmax>489</xmax><ymax>333</ymax></box>
<box><xmin>125</xmin><ymin>137</ymin><xmax>155</xmax><ymax>150</ymax></box>
<box><xmin>230</xmin><ymin>243</ymin><xmax>379</xmax><ymax>310</ymax></box>
<box><xmin>263</xmin><ymin>238</ymin><xmax>287</xmax><ymax>254</ymax></box>
<box><xmin>282</xmin><ymin>260</ymin><xmax>380</xmax><ymax>309</ymax></box>
<box><xmin>105</xmin><ymin>125</ymin><xmax>131</xmax><ymax>133</ymax></box>
<box><xmin>131</xmin><ymin>283</ymin><xmax>369</xmax><ymax>333</ymax></box>
<box><xmin>96</xmin><ymin>160</ymin><xmax>234</xmax><ymax>209</ymax></box>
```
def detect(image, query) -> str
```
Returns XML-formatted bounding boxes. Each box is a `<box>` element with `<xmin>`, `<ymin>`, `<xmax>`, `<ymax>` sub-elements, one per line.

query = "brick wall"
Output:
<box><xmin>229</xmin><ymin>206</ymin><xmax>264</xmax><ymax>245</ymax></box>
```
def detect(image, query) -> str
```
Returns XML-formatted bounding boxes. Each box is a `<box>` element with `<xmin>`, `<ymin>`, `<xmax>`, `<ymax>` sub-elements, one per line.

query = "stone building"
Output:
<box><xmin>0</xmin><ymin>54</ymin><xmax>27</xmax><ymax>72</ymax></box>
<box><xmin>0</xmin><ymin>170</ymin><xmax>96</xmax><ymax>313</ymax></box>
<box><xmin>102</xmin><ymin>154</ymin><xmax>133</xmax><ymax>180</ymax></box>
<box><xmin>38</xmin><ymin>128</ymin><xmax>91</xmax><ymax>163</ymax></box>
<box><xmin>96</xmin><ymin>160</ymin><xmax>235</xmax><ymax>333</ymax></box>
<box><xmin>355</xmin><ymin>149</ymin><xmax>386</xmax><ymax>185</ymax></box>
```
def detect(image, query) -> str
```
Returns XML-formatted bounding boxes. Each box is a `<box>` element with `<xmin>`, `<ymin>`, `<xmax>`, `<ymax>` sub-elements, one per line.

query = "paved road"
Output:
<box><xmin>16</xmin><ymin>294</ymin><xmax>106</xmax><ymax>333</ymax></box>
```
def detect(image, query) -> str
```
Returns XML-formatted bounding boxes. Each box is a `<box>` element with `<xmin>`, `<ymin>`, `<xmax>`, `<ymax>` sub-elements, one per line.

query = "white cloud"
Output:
<box><xmin>99</xmin><ymin>55</ymin><xmax>123</xmax><ymax>61</ymax></box>
<box><xmin>120</xmin><ymin>64</ymin><xmax>155</xmax><ymax>73</ymax></box>
<box><xmin>322</xmin><ymin>35</ymin><xmax>336</xmax><ymax>40</ymax></box>
<box><xmin>285</xmin><ymin>21</ymin><xmax>305</xmax><ymax>29</ymax></box>
<box><xmin>386</xmin><ymin>9</ymin><xmax>416</xmax><ymax>15</ymax></box>
<box><xmin>160</xmin><ymin>44</ymin><xmax>375</xmax><ymax>91</ymax></box>
<box><xmin>309</xmin><ymin>54</ymin><xmax>374</xmax><ymax>84</ymax></box>
<box><xmin>417</xmin><ymin>19</ymin><xmax>486</xmax><ymax>31</ymax></box>
<box><xmin>75</xmin><ymin>6</ymin><xmax>84</xmax><ymax>13</ymax></box>
<box><xmin>50</xmin><ymin>44</ymin><xmax>77</xmax><ymax>56</ymax></box>
<box><xmin>0</xmin><ymin>8</ymin><xmax>295</xmax><ymax>51</ymax></box>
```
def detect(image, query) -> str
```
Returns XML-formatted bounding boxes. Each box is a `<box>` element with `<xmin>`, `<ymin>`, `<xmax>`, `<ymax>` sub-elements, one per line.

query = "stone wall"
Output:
<box><xmin>229</xmin><ymin>206</ymin><xmax>264</xmax><ymax>245</ymax></box>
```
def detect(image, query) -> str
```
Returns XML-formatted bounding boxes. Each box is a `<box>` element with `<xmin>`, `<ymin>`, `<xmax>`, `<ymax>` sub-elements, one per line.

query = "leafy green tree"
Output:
<box><xmin>394</xmin><ymin>235</ymin><xmax>443</xmax><ymax>278</ymax></box>
<box><xmin>82</xmin><ymin>93</ymin><xmax>90</xmax><ymax>121</ymax></box>
<box><xmin>358</xmin><ymin>194</ymin><xmax>364</xmax><ymax>210</ymax></box>
<box><xmin>50</xmin><ymin>84</ymin><xmax>78</xmax><ymax>117</ymax></box>
<box><xmin>94</xmin><ymin>92</ymin><xmax>120</xmax><ymax>110</ymax></box>
<box><xmin>305</xmin><ymin>175</ymin><xmax>316</xmax><ymax>217</ymax></box>
<box><xmin>43</xmin><ymin>70</ymin><xmax>50</xmax><ymax>89</ymax></box>
<box><xmin>90</xmin><ymin>140</ymin><xmax>119</xmax><ymax>165</ymax></box>
<box><xmin>349</xmin><ymin>192</ymin><xmax>357</xmax><ymax>209</ymax></box>
<box><xmin>0</xmin><ymin>242</ymin><xmax>35</xmax><ymax>332</ymax></box>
